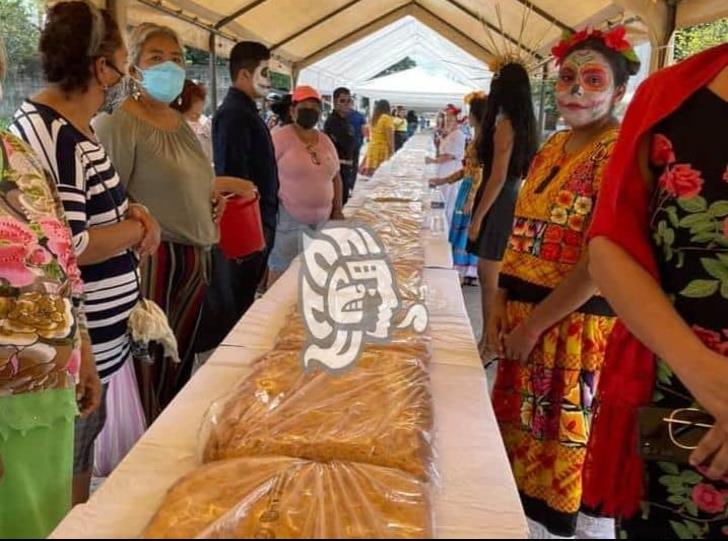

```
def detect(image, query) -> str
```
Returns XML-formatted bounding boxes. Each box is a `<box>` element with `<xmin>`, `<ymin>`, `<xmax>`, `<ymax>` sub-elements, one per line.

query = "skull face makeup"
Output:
<box><xmin>252</xmin><ymin>61</ymin><xmax>271</xmax><ymax>98</ymax></box>
<box><xmin>555</xmin><ymin>49</ymin><xmax>616</xmax><ymax>129</ymax></box>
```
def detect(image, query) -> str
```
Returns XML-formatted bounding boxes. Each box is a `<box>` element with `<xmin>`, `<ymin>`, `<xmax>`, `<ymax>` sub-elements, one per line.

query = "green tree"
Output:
<box><xmin>184</xmin><ymin>46</ymin><xmax>227</xmax><ymax>66</ymax></box>
<box><xmin>0</xmin><ymin>0</ymin><xmax>41</xmax><ymax>72</ymax></box>
<box><xmin>674</xmin><ymin>18</ymin><xmax>728</xmax><ymax>61</ymax></box>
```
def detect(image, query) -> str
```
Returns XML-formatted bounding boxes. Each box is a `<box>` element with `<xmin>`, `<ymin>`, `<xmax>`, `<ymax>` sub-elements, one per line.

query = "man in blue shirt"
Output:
<box><xmin>196</xmin><ymin>41</ymin><xmax>279</xmax><ymax>353</ymax></box>
<box><xmin>347</xmin><ymin>102</ymin><xmax>367</xmax><ymax>192</ymax></box>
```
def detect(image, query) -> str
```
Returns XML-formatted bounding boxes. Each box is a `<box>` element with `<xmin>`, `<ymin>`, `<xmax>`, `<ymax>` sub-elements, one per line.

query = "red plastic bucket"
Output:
<box><xmin>219</xmin><ymin>194</ymin><xmax>266</xmax><ymax>259</ymax></box>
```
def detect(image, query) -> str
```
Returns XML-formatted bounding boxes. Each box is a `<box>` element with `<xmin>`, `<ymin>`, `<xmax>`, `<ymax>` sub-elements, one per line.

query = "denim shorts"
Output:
<box><xmin>268</xmin><ymin>206</ymin><xmax>321</xmax><ymax>273</ymax></box>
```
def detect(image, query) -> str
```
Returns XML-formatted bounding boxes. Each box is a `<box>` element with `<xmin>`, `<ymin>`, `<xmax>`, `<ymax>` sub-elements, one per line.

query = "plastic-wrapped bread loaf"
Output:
<box><xmin>202</xmin><ymin>350</ymin><xmax>435</xmax><ymax>480</ymax></box>
<box><xmin>142</xmin><ymin>456</ymin><xmax>432</xmax><ymax>539</ymax></box>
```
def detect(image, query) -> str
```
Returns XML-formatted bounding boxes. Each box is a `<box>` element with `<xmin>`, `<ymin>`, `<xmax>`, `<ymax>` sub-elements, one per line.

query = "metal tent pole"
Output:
<box><xmin>538</xmin><ymin>62</ymin><xmax>548</xmax><ymax>136</ymax></box>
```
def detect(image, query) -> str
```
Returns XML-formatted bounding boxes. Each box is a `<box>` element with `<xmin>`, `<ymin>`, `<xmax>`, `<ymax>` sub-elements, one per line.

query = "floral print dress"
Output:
<box><xmin>618</xmin><ymin>88</ymin><xmax>728</xmax><ymax>539</ymax></box>
<box><xmin>0</xmin><ymin>131</ymin><xmax>84</xmax><ymax>393</ymax></box>
<box><xmin>492</xmin><ymin>129</ymin><xmax>618</xmax><ymax>537</ymax></box>
<box><xmin>0</xmin><ymin>131</ymin><xmax>85</xmax><ymax>537</ymax></box>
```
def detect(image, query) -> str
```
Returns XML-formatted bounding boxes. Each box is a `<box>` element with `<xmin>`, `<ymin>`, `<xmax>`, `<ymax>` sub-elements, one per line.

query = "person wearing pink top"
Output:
<box><xmin>268</xmin><ymin>86</ymin><xmax>344</xmax><ymax>284</ymax></box>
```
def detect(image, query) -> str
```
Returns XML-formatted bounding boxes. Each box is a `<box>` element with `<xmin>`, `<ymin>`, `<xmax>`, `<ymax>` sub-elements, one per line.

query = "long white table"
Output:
<box><xmin>51</xmin><ymin>136</ymin><xmax>527</xmax><ymax>539</ymax></box>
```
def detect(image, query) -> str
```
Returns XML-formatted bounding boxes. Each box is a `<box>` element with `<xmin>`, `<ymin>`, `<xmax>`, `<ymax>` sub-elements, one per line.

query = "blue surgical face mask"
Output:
<box><xmin>137</xmin><ymin>61</ymin><xmax>185</xmax><ymax>104</ymax></box>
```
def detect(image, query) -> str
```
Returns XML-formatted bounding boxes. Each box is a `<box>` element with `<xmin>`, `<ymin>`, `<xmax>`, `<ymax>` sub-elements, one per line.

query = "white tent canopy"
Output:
<box><xmin>349</xmin><ymin>66</ymin><xmax>477</xmax><ymax>109</ymax></box>
<box><xmin>297</xmin><ymin>16</ymin><xmax>492</xmax><ymax>96</ymax></box>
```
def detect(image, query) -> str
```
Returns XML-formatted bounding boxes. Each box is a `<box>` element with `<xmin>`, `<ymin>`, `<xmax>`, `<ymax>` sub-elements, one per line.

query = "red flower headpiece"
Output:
<box><xmin>551</xmin><ymin>26</ymin><xmax>638</xmax><ymax>67</ymax></box>
<box><xmin>443</xmin><ymin>104</ymin><xmax>462</xmax><ymax>116</ymax></box>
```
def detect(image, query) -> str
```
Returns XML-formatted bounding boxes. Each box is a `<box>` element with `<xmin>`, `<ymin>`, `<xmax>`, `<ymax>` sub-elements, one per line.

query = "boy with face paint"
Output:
<box><xmin>196</xmin><ymin>42</ymin><xmax>279</xmax><ymax>354</ymax></box>
<box><xmin>488</xmin><ymin>28</ymin><xmax>640</xmax><ymax>539</ymax></box>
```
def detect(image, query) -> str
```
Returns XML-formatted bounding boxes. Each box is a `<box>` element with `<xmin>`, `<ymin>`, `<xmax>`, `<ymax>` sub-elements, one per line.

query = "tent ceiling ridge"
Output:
<box><xmin>510</xmin><ymin>0</ymin><xmax>574</xmax><ymax>33</ymax></box>
<box><xmin>296</xmin><ymin>2</ymin><xmax>415</xmax><ymax>68</ymax></box>
<box><xmin>270</xmin><ymin>0</ymin><xmax>365</xmax><ymax>51</ymax></box>
<box><xmin>215</xmin><ymin>0</ymin><xmax>271</xmax><ymax>29</ymax></box>
<box><xmin>136</xmin><ymin>0</ymin><xmax>239</xmax><ymax>41</ymax></box>
<box><xmin>410</xmin><ymin>2</ymin><xmax>495</xmax><ymax>58</ymax></box>
<box><xmin>443</xmin><ymin>0</ymin><xmax>544</xmax><ymax>59</ymax></box>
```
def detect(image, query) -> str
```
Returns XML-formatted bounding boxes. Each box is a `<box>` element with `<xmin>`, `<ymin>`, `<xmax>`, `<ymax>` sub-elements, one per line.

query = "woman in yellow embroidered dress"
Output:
<box><xmin>487</xmin><ymin>28</ymin><xmax>641</xmax><ymax>538</ymax></box>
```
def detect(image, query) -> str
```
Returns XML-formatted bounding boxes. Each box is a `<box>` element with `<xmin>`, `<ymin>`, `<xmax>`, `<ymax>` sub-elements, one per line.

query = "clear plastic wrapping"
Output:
<box><xmin>354</xmin><ymin>260</ymin><xmax>422</xmax><ymax>303</ymax></box>
<box><xmin>274</xmin><ymin>309</ymin><xmax>431</xmax><ymax>358</ymax></box>
<box><xmin>142</xmin><ymin>456</ymin><xmax>432</xmax><ymax>539</ymax></box>
<box><xmin>353</xmin><ymin>203</ymin><xmax>424</xmax><ymax>232</ymax></box>
<box><xmin>201</xmin><ymin>349</ymin><xmax>435</xmax><ymax>480</ymax></box>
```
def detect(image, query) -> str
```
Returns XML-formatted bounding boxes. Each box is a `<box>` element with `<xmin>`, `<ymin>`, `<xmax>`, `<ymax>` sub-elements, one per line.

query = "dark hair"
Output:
<box><xmin>333</xmin><ymin>87</ymin><xmax>351</xmax><ymax>100</ymax></box>
<box><xmin>478</xmin><ymin>63</ymin><xmax>538</xmax><ymax>180</ymax></box>
<box><xmin>372</xmin><ymin>99</ymin><xmax>391</xmax><ymax>126</ymax></box>
<box><xmin>171</xmin><ymin>79</ymin><xmax>206</xmax><ymax>113</ymax></box>
<box><xmin>40</xmin><ymin>2</ymin><xmax>123</xmax><ymax>93</ymax></box>
<box><xmin>468</xmin><ymin>96</ymin><xmax>487</xmax><ymax>128</ymax></box>
<box><xmin>229</xmin><ymin>41</ymin><xmax>270</xmax><ymax>81</ymax></box>
<box><xmin>407</xmin><ymin>110</ymin><xmax>418</xmax><ymax>123</ymax></box>
<box><xmin>566</xmin><ymin>37</ymin><xmax>640</xmax><ymax>88</ymax></box>
<box><xmin>270</xmin><ymin>94</ymin><xmax>293</xmax><ymax>125</ymax></box>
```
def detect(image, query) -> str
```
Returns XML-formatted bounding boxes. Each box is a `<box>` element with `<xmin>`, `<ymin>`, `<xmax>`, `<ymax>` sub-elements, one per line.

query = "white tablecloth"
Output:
<box><xmin>51</xmin><ymin>136</ymin><xmax>526</xmax><ymax>539</ymax></box>
<box><xmin>52</xmin><ymin>265</ymin><xmax>526</xmax><ymax>539</ymax></box>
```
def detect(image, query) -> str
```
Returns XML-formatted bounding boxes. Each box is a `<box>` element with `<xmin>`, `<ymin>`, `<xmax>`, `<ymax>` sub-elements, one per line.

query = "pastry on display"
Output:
<box><xmin>202</xmin><ymin>350</ymin><xmax>434</xmax><ymax>479</ymax></box>
<box><xmin>142</xmin><ymin>456</ymin><xmax>432</xmax><ymax>539</ymax></box>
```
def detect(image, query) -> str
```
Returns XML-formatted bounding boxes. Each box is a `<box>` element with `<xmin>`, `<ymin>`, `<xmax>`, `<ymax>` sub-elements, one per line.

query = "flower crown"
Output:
<box><xmin>443</xmin><ymin>103</ymin><xmax>462</xmax><ymax>116</ymax></box>
<box><xmin>551</xmin><ymin>26</ymin><xmax>640</xmax><ymax>69</ymax></box>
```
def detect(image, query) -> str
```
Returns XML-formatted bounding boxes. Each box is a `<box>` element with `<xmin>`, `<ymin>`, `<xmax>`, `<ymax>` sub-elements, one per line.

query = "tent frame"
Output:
<box><xmin>107</xmin><ymin>0</ymin><xmax>723</xmax><ymax>112</ymax></box>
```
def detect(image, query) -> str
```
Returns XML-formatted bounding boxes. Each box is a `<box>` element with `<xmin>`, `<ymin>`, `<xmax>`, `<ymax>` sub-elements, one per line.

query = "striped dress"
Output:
<box><xmin>11</xmin><ymin>101</ymin><xmax>140</xmax><ymax>383</ymax></box>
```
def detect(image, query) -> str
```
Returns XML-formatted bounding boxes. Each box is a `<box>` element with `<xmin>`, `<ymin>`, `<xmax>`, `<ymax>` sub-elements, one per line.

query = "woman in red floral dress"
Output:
<box><xmin>584</xmin><ymin>44</ymin><xmax>728</xmax><ymax>539</ymax></box>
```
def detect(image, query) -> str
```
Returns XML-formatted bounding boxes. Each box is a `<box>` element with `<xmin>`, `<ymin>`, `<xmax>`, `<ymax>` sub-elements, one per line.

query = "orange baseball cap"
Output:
<box><xmin>292</xmin><ymin>85</ymin><xmax>321</xmax><ymax>103</ymax></box>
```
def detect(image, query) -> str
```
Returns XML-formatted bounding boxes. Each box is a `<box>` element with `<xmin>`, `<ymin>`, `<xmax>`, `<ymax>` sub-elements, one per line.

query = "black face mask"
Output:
<box><xmin>296</xmin><ymin>108</ymin><xmax>320</xmax><ymax>130</ymax></box>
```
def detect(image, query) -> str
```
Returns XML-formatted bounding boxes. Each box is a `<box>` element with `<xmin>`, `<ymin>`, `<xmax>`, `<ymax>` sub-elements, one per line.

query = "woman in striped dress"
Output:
<box><xmin>11</xmin><ymin>2</ymin><xmax>160</xmax><ymax>501</ymax></box>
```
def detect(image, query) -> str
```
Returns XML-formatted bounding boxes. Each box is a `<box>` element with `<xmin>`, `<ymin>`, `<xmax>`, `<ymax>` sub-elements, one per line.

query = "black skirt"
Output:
<box><xmin>467</xmin><ymin>176</ymin><xmax>521</xmax><ymax>261</ymax></box>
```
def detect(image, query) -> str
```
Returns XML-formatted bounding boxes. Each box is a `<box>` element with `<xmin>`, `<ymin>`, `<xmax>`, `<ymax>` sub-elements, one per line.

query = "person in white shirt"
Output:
<box><xmin>426</xmin><ymin>104</ymin><xmax>467</xmax><ymax>224</ymax></box>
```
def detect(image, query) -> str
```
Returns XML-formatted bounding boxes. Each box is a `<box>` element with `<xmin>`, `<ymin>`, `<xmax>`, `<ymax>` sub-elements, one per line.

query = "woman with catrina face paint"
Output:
<box><xmin>487</xmin><ymin>28</ymin><xmax>640</xmax><ymax>538</ymax></box>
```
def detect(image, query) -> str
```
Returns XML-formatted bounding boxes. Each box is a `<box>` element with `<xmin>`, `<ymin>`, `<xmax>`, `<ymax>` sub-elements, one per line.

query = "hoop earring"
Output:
<box><xmin>132</xmin><ymin>80</ymin><xmax>142</xmax><ymax>101</ymax></box>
